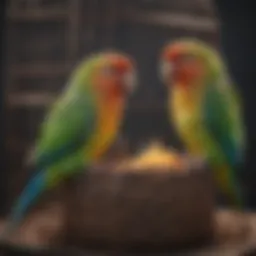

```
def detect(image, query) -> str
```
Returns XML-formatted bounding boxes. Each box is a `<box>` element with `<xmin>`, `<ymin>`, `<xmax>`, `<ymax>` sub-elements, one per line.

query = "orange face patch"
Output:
<box><xmin>162</xmin><ymin>43</ymin><xmax>185</xmax><ymax>62</ymax></box>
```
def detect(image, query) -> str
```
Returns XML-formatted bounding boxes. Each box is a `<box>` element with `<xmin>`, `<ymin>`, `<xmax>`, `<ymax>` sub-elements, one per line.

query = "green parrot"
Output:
<box><xmin>1</xmin><ymin>52</ymin><xmax>137</xmax><ymax>238</ymax></box>
<box><xmin>159</xmin><ymin>38</ymin><xmax>246</xmax><ymax>209</ymax></box>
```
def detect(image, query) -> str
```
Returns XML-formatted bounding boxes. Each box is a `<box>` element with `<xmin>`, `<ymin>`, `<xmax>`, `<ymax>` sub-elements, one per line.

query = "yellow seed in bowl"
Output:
<box><xmin>115</xmin><ymin>141</ymin><xmax>186</xmax><ymax>172</ymax></box>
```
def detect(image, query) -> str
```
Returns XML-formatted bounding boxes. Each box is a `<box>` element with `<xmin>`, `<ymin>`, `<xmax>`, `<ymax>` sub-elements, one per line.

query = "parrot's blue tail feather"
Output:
<box><xmin>0</xmin><ymin>169</ymin><xmax>46</xmax><ymax>240</ymax></box>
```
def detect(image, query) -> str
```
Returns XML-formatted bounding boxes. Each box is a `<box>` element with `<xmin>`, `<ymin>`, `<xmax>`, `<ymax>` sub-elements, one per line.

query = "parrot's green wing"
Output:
<box><xmin>203</xmin><ymin>80</ymin><xmax>245</xmax><ymax>168</ymax></box>
<box><xmin>34</xmin><ymin>89</ymin><xmax>97</xmax><ymax>169</ymax></box>
<box><xmin>0</xmin><ymin>88</ymin><xmax>97</xmax><ymax>238</ymax></box>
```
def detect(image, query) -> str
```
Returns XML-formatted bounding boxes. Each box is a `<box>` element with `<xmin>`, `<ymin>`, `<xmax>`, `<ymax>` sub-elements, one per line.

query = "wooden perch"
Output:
<box><xmin>62</xmin><ymin>165</ymin><xmax>215</xmax><ymax>250</ymax></box>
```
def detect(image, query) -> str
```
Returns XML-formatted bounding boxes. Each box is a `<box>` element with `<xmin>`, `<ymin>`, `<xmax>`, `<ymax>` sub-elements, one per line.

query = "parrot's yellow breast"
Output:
<box><xmin>170</xmin><ymin>87</ymin><xmax>207</xmax><ymax>156</ymax></box>
<box><xmin>85</xmin><ymin>98</ymin><xmax>124</xmax><ymax>161</ymax></box>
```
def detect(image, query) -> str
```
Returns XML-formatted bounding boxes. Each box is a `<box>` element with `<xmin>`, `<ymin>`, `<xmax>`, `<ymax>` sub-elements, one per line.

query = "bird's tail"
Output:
<box><xmin>214</xmin><ymin>163</ymin><xmax>244</xmax><ymax>209</ymax></box>
<box><xmin>0</xmin><ymin>169</ymin><xmax>46</xmax><ymax>240</ymax></box>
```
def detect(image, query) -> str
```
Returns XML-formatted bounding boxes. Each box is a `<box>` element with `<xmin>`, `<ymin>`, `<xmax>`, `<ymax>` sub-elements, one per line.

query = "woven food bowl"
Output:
<box><xmin>62</xmin><ymin>162</ymin><xmax>215</xmax><ymax>251</ymax></box>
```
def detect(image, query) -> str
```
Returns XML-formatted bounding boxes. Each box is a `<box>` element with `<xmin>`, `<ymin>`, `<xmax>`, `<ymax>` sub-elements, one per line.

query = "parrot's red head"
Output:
<box><xmin>93</xmin><ymin>52</ymin><xmax>137</xmax><ymax>99</ymax></box>
<box><xmin>160</xmin><ymin>40</ymin><xmax>209</xmax><ymax>88</ymax></box>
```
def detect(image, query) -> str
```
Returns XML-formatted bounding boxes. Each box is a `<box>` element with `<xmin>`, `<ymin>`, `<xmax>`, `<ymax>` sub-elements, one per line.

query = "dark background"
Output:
<box><xmin>0</xmin><ymin>0</ymin><xmax>7</xmax><ymax>215</ymax></box>
<box><xmin>0</xmin><ymin>0</ymin><xmax>256</xmax><ymax>214</ymax></box>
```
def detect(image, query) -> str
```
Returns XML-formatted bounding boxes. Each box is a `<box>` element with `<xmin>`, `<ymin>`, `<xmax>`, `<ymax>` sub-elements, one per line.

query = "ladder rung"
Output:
<box><xmin>122</xmin><ymin>8</ymin><xmax>218</xmax><ymax>32</ymax></box>
<box><xmin>8</xmin><ymin>92</ymin><xmax>56</xmax><ymax>107</ymax></box>
<box><xmin>7</xmin><ymin>9</ymin><xmax>69</xmax><ymax>21</ymax></box>
<box><xmin>9</xmin><ymin>63</ymin><xmax>72</xmax><ymax>77</ymax></box>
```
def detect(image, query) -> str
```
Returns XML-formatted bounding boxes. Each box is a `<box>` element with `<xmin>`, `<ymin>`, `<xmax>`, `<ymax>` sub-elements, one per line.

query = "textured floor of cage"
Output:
<box><xmin>0</xmin><ymin>203</ymin><xmax>256</xmax><ymax>255</ymax></box>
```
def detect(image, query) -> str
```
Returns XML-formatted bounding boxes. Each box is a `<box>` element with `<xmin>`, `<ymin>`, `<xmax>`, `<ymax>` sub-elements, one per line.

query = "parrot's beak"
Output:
<box><xmin>111</xmin><ymin>70</ymin><xmax>137</xmax><ymax>98</ymax></box>
<box><xmin>159</xmin><ymin>60</ymin><xmax>173</xmax><ymax>84</ymax></box>
<box><xmin>122</xmin><ymin>70</ymin><xmax>137</xmax><ymax>94</ymax></box>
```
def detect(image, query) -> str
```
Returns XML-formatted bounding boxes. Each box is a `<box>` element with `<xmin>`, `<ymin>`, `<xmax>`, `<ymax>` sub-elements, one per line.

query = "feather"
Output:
<box><xmin>0</xmin><ymin>170</ymin><xmax>46</xmax><ymax>239</ymax></box>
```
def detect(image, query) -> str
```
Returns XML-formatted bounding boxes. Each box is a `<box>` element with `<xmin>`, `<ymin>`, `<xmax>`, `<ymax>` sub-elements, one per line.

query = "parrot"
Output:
<box><xmin>1</xmin><ymin>51</ymin><xmax>137</xmax><ymax>239</ymax></box>
<box><xmin>159</xmin><ymin>38</ymin><xmax>246</xmax><ymax>209</ymax></box>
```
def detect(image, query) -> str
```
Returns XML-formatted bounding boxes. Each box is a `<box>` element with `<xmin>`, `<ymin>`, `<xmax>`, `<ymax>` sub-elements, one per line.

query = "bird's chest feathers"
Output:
<box><xmin>171</xmin><ymin>86</ymin><xmax>209</xmax><ymax>156</ymax></box>
<box><xmin>98</xmin><ymin>100</ymin><xmax>123</xmax><ymax>137</ymax></box>
<box><xmin>171</xmin><ymin>87</ymin><xmax>201</xmax><ymax>130</ymax></box>
<box><xmin>89</xmin><ymin>98</ymin><xmax>124</xmax><ymax>160</ymax></box>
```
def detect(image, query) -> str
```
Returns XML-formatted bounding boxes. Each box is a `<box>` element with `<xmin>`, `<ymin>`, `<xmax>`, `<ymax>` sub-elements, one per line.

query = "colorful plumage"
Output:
<box><xmin>159</xmin><ymin>38</ymin><xmax>246</xmax><ymax>209</ymax></box>
<box><xmin>1</xmin><ymin>52</ymin><xmax>137</xmax><ymax>239</ymax></box>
